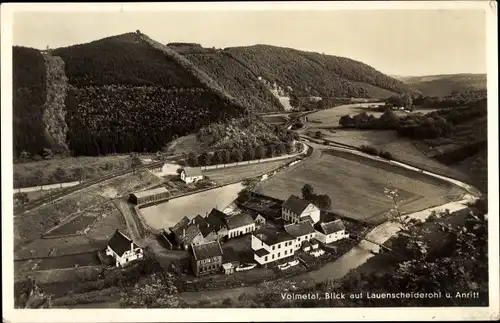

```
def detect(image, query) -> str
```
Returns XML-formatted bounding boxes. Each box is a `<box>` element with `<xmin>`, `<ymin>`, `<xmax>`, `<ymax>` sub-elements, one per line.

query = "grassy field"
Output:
<box><xmin>303</xmin><ymin>104</ymin><xmax>470</xmax><ymax>183</ymax></box>
<box><xmin>14</xmin><ymin>155</ymin><xmax>132</xmax><ymax>188</ymax></box>
<box><xmin>14</xmin><ymin>169</ymin><xmax>163</xmax><ymax>249</ymax></box>
<box><xmin>255</xmin><ymin>148</ymin><xmax>466</xmax><ymax>224</ymax></box>
<box><xmin>139</xmin><ymin>182</ymin><xmax>245</xmax><ymax>230</ymax></box>
<box><xmin>166</xmin><ymin>134</ymin><xmax>206</xmax><ymax>155</ymax></box>
<box><xmin>15</xmin><ymin>252</ymin><xmax>101</xmax><ymax>273</ymax></box>
<box><xmin>205</xmin><ymin>159</ymin><xmax>294</xmax><ymax>184</ymax></box>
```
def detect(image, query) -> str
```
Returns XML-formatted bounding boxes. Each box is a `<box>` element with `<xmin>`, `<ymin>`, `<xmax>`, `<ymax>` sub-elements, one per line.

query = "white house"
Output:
<box><xmin>315</xmin><ymin>219</ymin><xmax>348</xmax><ymax>244</ymax></box>
<box><xmin>106</xmin><ymin>230</ymin><xmax>144</xmax><ymax>268</ymax></box>
<box><xmin>251</xmin><ymin>227</ymin><xmax>296</xmax><ymax>265</ymax></box>
<box><xmin>283</xmin><ymin>221</ymin><xmax>317</xmax><ymax>251</ymax></box>
<box><xmin>282</xmin><ymin>195</ymin><xmax>320</xmax><ymax>224</ymax></box>
<box><xmin>225</xmin><ymin>213</ymin><xmax>256</xmax><ymax>239</ymax></box>
<box><xmin>180</xmin><ymin>167</ymin><xmax>204</xmax><ymax>184</ymax></box>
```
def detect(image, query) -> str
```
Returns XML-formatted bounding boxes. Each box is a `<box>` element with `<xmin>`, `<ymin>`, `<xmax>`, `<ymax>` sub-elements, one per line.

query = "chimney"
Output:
<box><xmin>183</xmin><ymin>228</ymin><xmax>186</xmax><ymax>237</ymax></box>
<box><xmin>130</xmin><ymin>242</ymin><xmax>134</xmax><ymax>252</ymax></box>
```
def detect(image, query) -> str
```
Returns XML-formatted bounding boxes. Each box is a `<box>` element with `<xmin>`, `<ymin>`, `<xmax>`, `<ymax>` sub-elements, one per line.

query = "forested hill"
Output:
<box><xmin>13</xmin><ymin>32</ymin><xmax>248</xmax><ymax>157</ymax></box>
<box><xmin>13</xmin><ymin>32</ymin><xmax>417</xmax><ymax>158</ymax></box>
<box><xmin>170</xmin><ymin>43</ymin><xmax>417</xmax><ymax>111</ymax></box>
<box><xmin>394</xmin><ymin>73</ymin><xmax>487</xmax><ymax>97</ymax></box>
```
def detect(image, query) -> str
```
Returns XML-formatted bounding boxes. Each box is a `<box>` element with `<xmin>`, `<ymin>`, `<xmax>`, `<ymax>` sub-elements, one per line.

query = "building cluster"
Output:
<box><xmin>251</xmin><ymin>195</ymin><xmax>348</xmax><ymax>266</ymax></box>
<box><xmin>105</xmin><ymin>194</ymin><xmax>348</xmax><ymax>276</ymax></box>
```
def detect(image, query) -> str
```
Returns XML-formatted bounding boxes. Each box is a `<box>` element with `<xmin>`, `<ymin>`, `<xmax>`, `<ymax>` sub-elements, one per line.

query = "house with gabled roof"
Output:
<box><xmin>106</xmin><ymin>230</ymin><xmax>144</xmax><ymax>267</ymax></box>
<box><xmin>170</xmin><ymin>216</ymin><xmax>205</xmax><ymax>249</ymax></box>
<box><xmin>191</xmin><ymin>240</ymin><xmax>223</xmax><ymax>276</ymax></box>
<box><xmin>284</xmin><ymin>221</ymin><xmax>317</xmax><ymax>250</ymax></box>
<box><xmin>205</xmin><ymin>208</ymin><xmax>229</xmax><ymax>239</ymax></box>
<box><xmin>314</xmin><ymin>219</ymin><xmax>348</xmax><ymax>244</ymax></box>
<box><xmin>251</xmin><ymin>226</ymin><xmax>296</xmax><ymax>265</ymax></box>
<box><xmin>180</xmin><ymin>167</ymin><xmax>204</xmax><ymax>184</ymax></box>
<box><xmin>226</xmin><ymin>213</ymin><xmax>256</xmax><ymax>239</ymax></box>
<box><xmin>192</xmin><ymin>214</ymin><xmax>218</xmax><ymax>242</ymax></box>
<box><xmin>282</xmin><ymin>195</ymin><xmax>320</xmax><ymax>224</ymax></box>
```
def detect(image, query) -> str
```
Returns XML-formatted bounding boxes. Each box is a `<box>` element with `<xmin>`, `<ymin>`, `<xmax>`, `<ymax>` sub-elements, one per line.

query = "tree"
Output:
<box><xmin>19</xmin><ymin>150</ymin><xmax>31</xmax><ymax>161</ymax></box>
<box><xmin>51</xmin><ymin>167</ymin><xmax>67</xmax><ymax>188</ymax></box>
<box><xmin>339</xmin><ymin>115</ymin><xmax>353</xmax><ymax>127</ymax></box>
<box><xmin>130</xmin><ymin>153</ymin><xmax>142</xmax><ymax>174</ymax></box>
<box><xmin>301</xmin><ymin>184</ymin><xmax>314</xmax><ymax>201</ymax></box>
<box><xmin>255</xmin><ymin>146</ymin><xmax>267</xmax><ymax>159</ymax></box>
<box><xmin>285</xmin><ymin>141</ymin><xmax>295</xmax><ymax>154</ymax></box>
<box><xmin>14</xmin><ymin>192</ymin><xmax>29</xmax><ymax>205</ymax></box>
<box><xmin>243</xmin><ymin>147</ymin><xmax>256</xmax><ymax>161</ymax></box>
<box><xmin>314</xmin><ymin>131</ymin><xmax>323</xmax><ymax>139</ymax></box>
<box><xmin>275</xmin><ymin>143</ymin><xmax>286</xmax><ymax>156</ymax></box>
<box><xmin>200</xmin><ymin>152</ymin><xmax>212</xmax><ymax>166</ymax></box>
<box><xmin>221</xmin><ymin>150</ymin><xmax>231</xmax><ymax>164</ymax></box>
<box><xmin>187</xmin><ymin>152</ymin><xmax>198</xmax><ymax>166</ymax></box>
<box><xmin>314</xmin><ymin>194</ymin><xmax>332</xmax><ymax>209</ymax></box>
<box><xmin>42</xmin><ymin>148</ymin><xmax>53</xmax><ymax>160</ymax></box>
<box><xmin>119</xmin><ymin>273</ymin><xmax>179</xmax><ymax>308</ymax></box>
<box><xmin>72</xmin><ymin>167</ymin><xmax>85</xmax><ymax>183</ymax></box>
<box><xmin>176</xmin><ymin>168</ymin><xmax>184</xmax><ymax>175</ymax></box>
<box><xmin>231</xmin><ymin>149</ymin><xmax>244</xmax><ymax>163</ymax></box>
<box><xmin>267</xmin><ymin>145</ymin><xmax>277</xmax><ymax>158</ymax></box>
<box><xmin>34</xmin><ymin>170</ymin><xmax>45</xmax><ymax>190</ymax></box>
<box><xmin>402</xmin><ymin>93</ymin><xmax>413</xmax><ymax>109</ymax></box>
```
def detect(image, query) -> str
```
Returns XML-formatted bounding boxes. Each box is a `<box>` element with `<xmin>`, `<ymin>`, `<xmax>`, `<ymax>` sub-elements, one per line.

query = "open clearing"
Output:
<box><xmin>15</xmin><ymin>251</ymin><xmax>101</xmax><ymax>273</ymax></box>
<box><xmin>261</xmin><ymin>114</ymin><xmax>288</xmax><ymax>125</ymax></box>
<box><xmin>14</xmin><ymin>155</ymin><xmax>132</xmax><ymax>188</ymax></box>
<box><xmin>139</xmin><ymin>182</ymin><xmax>245</xmax><ymax>230</ymax></box>
<box><xmin>205</xmin><ymin>159</ymin><xmax>294</xmax><ymax>184</ymax></box>
<box><xmin>302</xmin><ymin>104</ymin><xmax>468</xmax><ymax>182</ymax></box>
<box><xmin>255</xmin><ymin>148</ymin><xmax>466</xmax><ymax>224</ymax></box>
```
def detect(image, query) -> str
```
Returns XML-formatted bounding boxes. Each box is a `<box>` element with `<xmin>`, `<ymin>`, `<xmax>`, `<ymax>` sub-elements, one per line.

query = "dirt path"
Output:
<box><xmin>113</xmin><ymin>199</ymin><xmax>144</xmax><ymax>244</ymax></box>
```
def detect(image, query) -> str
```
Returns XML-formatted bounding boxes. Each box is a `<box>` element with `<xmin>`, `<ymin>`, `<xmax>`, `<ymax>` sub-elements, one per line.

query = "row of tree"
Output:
<box><xmin>182</xmin><ymin>141</ymin><xmax>297</xmax><ymax>167</ymax></box>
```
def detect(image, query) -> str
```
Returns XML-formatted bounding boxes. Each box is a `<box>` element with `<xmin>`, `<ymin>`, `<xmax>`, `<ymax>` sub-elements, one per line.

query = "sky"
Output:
<box><xmin>13</xmin><ymin>8</ymin><xmax>487</xmax><ymax>76</ymax></box>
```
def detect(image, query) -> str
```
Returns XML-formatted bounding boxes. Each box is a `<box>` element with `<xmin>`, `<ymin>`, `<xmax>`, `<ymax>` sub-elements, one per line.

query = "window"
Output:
<box><xmin>278</xmin><ymin>252</ymin><xmax>280</xmax><ymax>257</ymax></box>
<box><xmin>272</xmin><ymin>254</ymin><xmax>275</xmax><ymax>259</ymax></box>
<box><xmin>285</xmin><ymin>250</ymin><xmax>287</xmax><ymax>255</ymax></box>
<box><xmin>277</xmin><ymin>243</ymin><xmax>281</xmax><ymax>249</ymax></box>
<box><xmin>272</xmin><ymin>246</ymin><xmax>275</xmax><ymax>250</ymax></box>
<box><xmin>265</xmin><ymin>256</ymin><xmax>268</xmax><ymax>261</ymax></box>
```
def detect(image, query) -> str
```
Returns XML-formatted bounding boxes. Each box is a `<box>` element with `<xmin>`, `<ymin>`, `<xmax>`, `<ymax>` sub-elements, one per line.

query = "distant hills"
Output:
<box><xmin>393</xmin><ymin>73</ymin><xmax>487</xmax><ymax>97</ymax></box>
<box><xmin>12</xmin><ymin>32</ymin><xmax>420</xmax><ymax>157</ymax></box>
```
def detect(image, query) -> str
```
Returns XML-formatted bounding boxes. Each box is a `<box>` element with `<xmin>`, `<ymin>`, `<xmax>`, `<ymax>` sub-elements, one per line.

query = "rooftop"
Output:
<box><xmin>282</xmin><ymin>195</ymin><xmax>314</xmax><ymax>215</ymax></box>
<box><xmin>192</xmin><ymin>241</ymin><xmax>223</xmax><ymax>261</ymax></box>
<box><xmin>226</xmin><ymin>213</ymin><xmax>255</xmax><ymax>230</ymax></box>
<box><xmin>183</xmin><ymin>167</ymin><xmax>203</xmax><ymax>177</ymax></box>
<box><xmin>254</xmin><ymin>248</ymin><xmax>270</xmax><ymax>257</ymax></box>
<box><xmin>205</xmin><ymin>208</ymin><xmax>228</xmax><ymax>231</ymax></box>
<box><xmin>253</xmin><ymin>225</ymin><xmax>295</xmax><ymax>246</ymax></box>
<box><xmin>107</xmin><ymin>229</ymin><xmax>137</xmax><ymax>256</ymax></box>
<box><xmin>131</xmin><ymin>186</ymin><xmax>169</xmax><ymax>199</ymax></box>
<box><xmin>284</xmin><ymin>221</ymin><xmax>316</xmax><ymax>237</ymax></box>
<box><xmin>318</xmin><ymin>219</ymin><xmax>346</xmax><ymax>234</ymax></box>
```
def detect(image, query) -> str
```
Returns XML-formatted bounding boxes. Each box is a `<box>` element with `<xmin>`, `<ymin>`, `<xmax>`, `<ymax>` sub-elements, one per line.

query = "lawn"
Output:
<box><xmin>15</xmin><ymin>252</ymin><xmax>101</xmax><ymax>272</ymax></box>
<box><xmin>14</xmin><ymin>155</ymin><xmax>131</xmax><ymax>188</ymax></box>
<box><xmin>139</xmin><ymin>182</ymin><xmax>245</xmax><ymax>230</ymax></box>
<box><xmin>255</xmin><ymin>148</ymin><xmax>466</xmax><ymax>224</ymax></box>
<box><xmin>205</xmin><ymin>159</ymin><xmax>294</xmax><ymax>185</ymax></box>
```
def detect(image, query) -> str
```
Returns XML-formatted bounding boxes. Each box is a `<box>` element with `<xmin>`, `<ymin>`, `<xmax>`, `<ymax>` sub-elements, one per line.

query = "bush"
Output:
<box><xmin>359</xmin><ymin>145</ymin><xmax>379</xmax><ymax>156</ymax></box>
<box><xmin>379</xmin><ymin>151</ymin><xmax>393</xmax><ymax>160</ymax></box>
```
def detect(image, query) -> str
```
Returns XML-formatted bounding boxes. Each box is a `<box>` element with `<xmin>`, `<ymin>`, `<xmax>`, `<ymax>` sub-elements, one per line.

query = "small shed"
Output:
<box><xmin>129</xmin><ymin>187</ymin><xmax>169</xmax><ymax>205</ymax></box>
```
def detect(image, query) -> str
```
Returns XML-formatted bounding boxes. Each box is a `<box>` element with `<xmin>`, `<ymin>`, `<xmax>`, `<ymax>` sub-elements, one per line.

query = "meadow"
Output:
<box><xmin>255</xmin><ymin>148</ymin><xmax>466</xmax><ymax>224</ymax></box>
